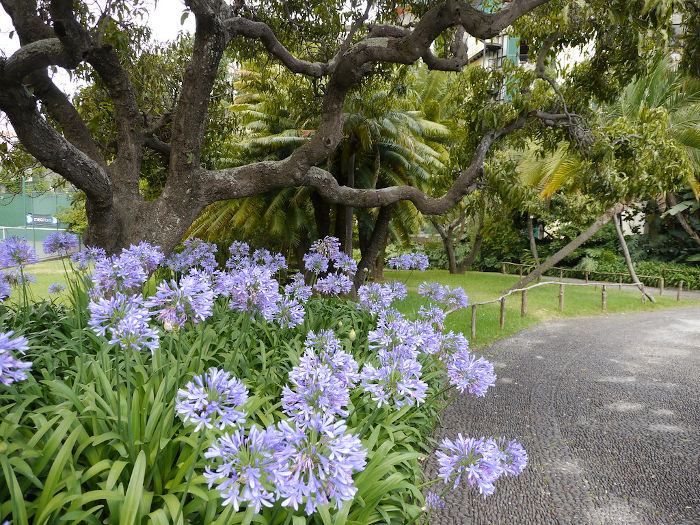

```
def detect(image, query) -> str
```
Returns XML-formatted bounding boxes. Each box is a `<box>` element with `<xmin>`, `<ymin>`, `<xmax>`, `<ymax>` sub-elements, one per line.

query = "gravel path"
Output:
<box><xmin>426</xmin><ymin>307</ymin><xmax>700</xmax><ymax>525</ymax></box>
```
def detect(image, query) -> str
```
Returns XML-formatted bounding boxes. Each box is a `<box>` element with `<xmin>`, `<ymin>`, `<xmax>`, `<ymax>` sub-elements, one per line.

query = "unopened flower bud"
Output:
<box><xmin>349</xmin><ymin>329</ymin><xmax>356</xmax><ymax>342</ymax></box>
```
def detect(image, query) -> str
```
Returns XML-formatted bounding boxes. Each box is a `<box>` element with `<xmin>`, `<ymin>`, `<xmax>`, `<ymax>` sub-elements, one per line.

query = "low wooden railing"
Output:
<box><xmin>500</xmin><ymin>261</ymin><xmax>669</xmax><ymax>294</ymax></box>
<box><xmin>461</xmin><ymin>279</ymin><xmax>683</xmax><ymax>341</ymax></box>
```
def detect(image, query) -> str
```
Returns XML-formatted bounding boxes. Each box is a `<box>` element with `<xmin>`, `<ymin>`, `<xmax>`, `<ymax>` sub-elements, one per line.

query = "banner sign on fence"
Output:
<box><xmin>25</xmin><ymin>213</ymin><xmax>58</xmax><ymax>226</ymax></box>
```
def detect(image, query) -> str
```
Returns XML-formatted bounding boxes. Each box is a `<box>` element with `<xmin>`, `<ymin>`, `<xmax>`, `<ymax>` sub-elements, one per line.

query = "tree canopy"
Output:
<box><xmin>0</xmin><ymin>0</ymin><xmax>695</xmax><ymax>254</ymax></box>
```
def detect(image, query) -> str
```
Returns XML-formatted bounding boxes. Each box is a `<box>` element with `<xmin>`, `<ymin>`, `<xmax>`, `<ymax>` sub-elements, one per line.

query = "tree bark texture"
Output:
<box><xmin>527</xmin><ymin>214</ymin><xmax>541</xmax><ymax>266</ymax></box>
<box><xmin>353</xmin><ymin>205</ymin><xmax>394</xmax><ymax>291</ymax></box>
<box><xmin>458</xmin><ymin>214</ymin><xmax>485</xmax><ymax>273</ymax></box>
<box><xmin>510</xmin><ymin>203</ymin><xmax>625</xmax><ymax>290</ymax></box>
<box><xmin>614</xmin><ymin>213</ymin><xmax>655</xmax><ymax>302</ymax></box>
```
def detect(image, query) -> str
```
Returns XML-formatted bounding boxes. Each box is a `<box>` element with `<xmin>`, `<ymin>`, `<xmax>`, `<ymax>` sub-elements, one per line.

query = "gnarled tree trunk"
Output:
<box><xmin>527</xmin><ymin>214</ymin><xmax>541</xmax><ymax>266</ymax></box>
<box><xmin>353</xmin><ymin>204</ymin><xmax>394</xmax><ymax>291</ymax></box>
<box><xmin>614</xmin><ymin>213</ymin><xmax>655</xmax><ymax>302</ymax></box>
<box><xmin>457</xmin><ymin>213</ymin><xmax>485</xmax><ymax>273</ymax></box>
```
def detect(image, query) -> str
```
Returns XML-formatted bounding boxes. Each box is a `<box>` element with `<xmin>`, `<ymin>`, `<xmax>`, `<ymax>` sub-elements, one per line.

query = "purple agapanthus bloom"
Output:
<box><xmin>357</xmin><ymin>282</ymin><xmax>406</xmax><ymax>314</ymax></box>
<box><xmin>435</xmin><ymin>435</ymin><xmax>503</xmax><ymax>496</ymax></box>
<box><xmin>175</xmin><ymin>368</ymin><xmax>249</xmax><ymax>431</ymax></box>
<box><xmin>369</xmin><ymin>317</ymin><xmax>422</xmax><ymax>364</ymax></box>
<box><xmin>423</xmin><ymin>491</ymin><xmax>445</xmax><ymax>512</ymax></box>
<box><xmin>447</xmin><ymin>349</ymin><xmax>496</xmax><ymax>397</ymax></box>
<box><xmin>387</xmin><ymin>252</ymin><xmax>429</xmax><ymax>271</ymax></box>
<box><xmin>88</xmin><ymin>292</ymin><xmax>159</xmax><ymax>353</ymax></box>
<box><xmin>282</xmin><ymin>362</ymin><xmax>350</xmax><ymax>422</ymax></box>
<box><xmin>314</xmin><ymin>273</ymin><xmax>352</xmax><ymax>296</ymax></box>
<box><xmin>274</xmin><ymin>415</ymin><xmax>367</xmax><ymax>514</ymax></box>
<box><xmin>122</xmin><ymin>241</ymin><xmax>165</xmax><ymax>273</ymax></box>
<box><xmin>223</xmin><ymin>266</ymin><xmax>281</xmax><ymax>321</ymax></box>
<box><xmin>436</xmin><ymin>330</ymin><xmax>470</xmax><ymax>360</ymax></box>
<box><xmin>71</xmin><ymin>246</ymin><xmax>106</xmax><ymax>271</ymax></box>
<box><xmin>418</xmin><ymin>282</ymin><xmax>469</xmax><ymax>310</ymax></box>
<box><xmin>226</xmin><ymin>241</ymin><xmax>250</xmax><ymax>269</ymax></box>
<box><xmin>204</xmin><ymin>425</ymin><xmax>282</xmax><ymax>512</ymax></box>
<box><xmin>303</xmin><ymin>252</ymin><xmax>329</xmax><ymax>274</ymax></box>
<box><xmin>333</xmin><ymin>252</ymin><xmax>358</xmax><ymax>274</ymax></box>
<box><xmin>303</xmin><ymin>330</ymin><xmax>359</xmax><ymax>387</ymax></box>
<box><xmin>43</xmin><ymin>231</ymin><xmax>79</xmax><ymax>255</ymax></box>
<box><xmin>417</xmin><ymin>304</ymin><xmax>447</xmax><ymax>331</ymax></box>
<box><xmin>0</xmin><ymin>236</ymin><xmax>38</xmax><ymax>268</ymax></box>
<box><xmin>166</xmin><ymin>238</ymin><xmax>218</xmax><ymax>273</ymax></box>
<box><xmin>0</xmin><ymin>331</ymin><xmax>32</xmax><ymax>386</ymax></box>
<box><xmin>273</xmin><ymin>297</ymin><xmax>305</xmax><ymax>328</ymax></box>
<box><xmin>284</xmin><ymin>273</ymin><xmax>312</xmax><ymax>302</ymax></box>
<box><xmin>490</xmin><ymin>437</ymin><xmax>528</xmax><ymax>476</ymax></box>
<box><xmin>360</xmin><ymin>358</ymin><xmax>428</xmax><ymax>409</ymax></box>
<box><xmin>48</xmin><ymin>282</ymin><xmax>66</xmax><ymax>294</ymax></box>
<box><xmin>145</xmin><ymin>270</ymin><xmax>214</xmax><ymax>330</ymax></box>
<box><xmin>309</xmin><ymin>236</ymin><xmax>341</xmax><ymax>260</ymax></box>
<box><xmin>91</xmin><ymin>251</ymin><xmax>147</xmax><ymax>296</ymax></box>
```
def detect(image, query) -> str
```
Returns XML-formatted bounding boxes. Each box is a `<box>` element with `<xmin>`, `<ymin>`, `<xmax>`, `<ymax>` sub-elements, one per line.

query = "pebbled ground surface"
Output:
<box><xmin>426</xmin><ymin>307</ymin><xmax>700</xmax><ymax>525</ymax></box>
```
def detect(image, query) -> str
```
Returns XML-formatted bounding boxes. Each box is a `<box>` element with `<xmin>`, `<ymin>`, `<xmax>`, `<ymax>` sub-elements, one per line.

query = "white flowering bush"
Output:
<box><xmin>0</xmin><ymin>236</ymin><xmax>526</xmax><ymax>524</ymax></box>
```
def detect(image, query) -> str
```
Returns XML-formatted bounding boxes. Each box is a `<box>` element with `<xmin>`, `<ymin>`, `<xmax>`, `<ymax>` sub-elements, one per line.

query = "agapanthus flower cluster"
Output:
<box><xmin>357</xmin><ymin>281</ymin><xmax>407</xmax><ymax>314</ymax></box>
<box><xmin>43</xmin><ymin>231</ymin><xmax>79</xmax><ymax>255</ymax></box>
<box><xmin>176</xmin><ymin>368</ymin><xmax>249</xmax><ymax>431</ymax></box>
<box><xmin>0</xmin><ymin>236</ymin><xmax>38</xmax><ymax>268</ymax></box>
<box><xmin>360</xmin><ymin>357</ymin><xmax>428</xmax><ymax>409</ymax></box>
<box><xmin>303</xmin><ymin>330</ymin><xmax>359</xmax><ymax>387</ymax></box>
<box><xmin>91</xmin><ymin>251</ymin><xmax>147</xmax><ymax>296</ymax></box>
<box><xmin>0</xmin><ymin>330</ymin><xmax>32</xmax><ymax>385</ymax></box>
<box><xmin>71</xmin><ymin>246</ymin><xmax>106</xmax><ymax>271</ymax></box>
<box><xmin>273</xmin><ymin>297</ymin><xmax>305</xmax><ymax>328</ymax></box>
<box><xmin>284</xmin><ymin>273</ymin><xmax>312</xmax><ymax>302</ymax></box>
<box><xmin>446</xmin><ymin>348</ymin><xmax>496</xmax><ymax>397</ymax></box>
<box><xmin>282</xmin><ymin>361</ymin><xmax>350</xmax><ymax>422</ymax></box>
<box><xmin>48</xmin><ymin>282</ymin><xmax>65</xmax><ymax>294</ymax></box>
<box><xmin>88</xmin><ymin>292</ymin><xmax>159</xmax><ymax>353</ymax></box>
<box><xmin>146</xmin><ymin>270</ymin><xmax>214</xmax><ymax>330</ymax></box>
<box><xmin>303</xmin><ymin>236</ymin><xmax>357</xmax><ymax>297</ymax></box>
<box><xmin>204</xmin><ymin>425</ymin><xmax>282</xmax><ymax>512</ymax></box>
<box><xmin>122</xmin><ymin>241</ymin><xmax>165</xmax><ymax>273</ymax></box>
<box><xmin>204</xmin><ymin>415</ymin><xmax>366</xmax><ymax>515</ymax></box>
<box><xmin>436</xmin><ymin>434</ymin><xmax>527</xmax><ymax>497</ymax></box>
<box><xmin>166</xmin><ymin>238</ymin><xmax>218</xmax><ymax>273</ymax></box>
<box><xmin>417</xmin><ymin>304</ymin><xmax>447</xmax><ymax>331</ymax></box>
<box><xmin>219</xmin><ymin>266</ymin><xmax>282</xmax><ymax>321</ymax></box>
<box><xmin>423</xmin><ymin>492</ymin><xmax>445</xmax><ymax>513</ymax></box>
<box><xmin>274</xmin><ymin>415</ymin><xmax>367</xmax><ymax>513</ymax></box>
<box><xmin>387</xmin><ymin>252</ymin><xmax>429</xmax><ymax>271</ymax></box>
<box><xmin>418</xmin><ymin>281</ymin><xmax>469</xmax><ymax>310</ymax></box>
<box><xmin>226</xmin><ymin>242</ymin><xmax>287</xmax><ymax>274</ymax></box>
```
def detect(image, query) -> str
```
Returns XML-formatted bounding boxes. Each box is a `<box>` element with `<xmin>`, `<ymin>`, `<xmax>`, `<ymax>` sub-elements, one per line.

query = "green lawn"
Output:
<box><xmin>7</xmin><ymin>259</ymin><xmax>72</xmax><ymax>304</ymax></box>
<box><xmin>387</xmin><ymin>269</ymin><xmax>700</xmax><ymax>348</ymax></box>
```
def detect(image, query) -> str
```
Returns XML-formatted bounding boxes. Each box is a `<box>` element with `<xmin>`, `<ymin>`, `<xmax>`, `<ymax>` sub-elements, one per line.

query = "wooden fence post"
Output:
<box><xmin>559</xmin><ymin>268</ymin><xmax>563</xmax><ymax>280</ymax></box>
<box><xmin>618</xmin><ymin>274</ymin><xmax>622</xmax><ymax>290</ymax></box>
<box><xmin>602</xmin><ymin>285</ymin><xmax>607</xmax><ymax>311</ymax></box>
<box><xmin>585</xmin><ymin>271</ymin><xmax>589</xmax><ymax>283</ymax></box>
<box><xmin>677</xmin><ymin>281</ymin><xmax>683</xmax><ymax>302</ymax></box>
<box><xmin>502</xmin><ymin>262</ymin><xmax>506</xmax><ymax>274</ymax></box>
<box><xmin>519</xmin><ymin>265</ymin><xmax>523</xmax><ymax>277</ymax></box>
<box><xmin>659</xmin><ymin>277</ymin><xmax>664</xmax><ymax>296</ymax></box>
<box><xmin>559</xmin><ymin>284</ymin><xmax>565</xmax><ymax>311</ymax></box>
<box><xmin>521</xmin><ymin>290</ymin><xmax>528</xmax><ymax>317</ymax></box>
<box><xmin>500</xmin><ymin>297</ymin><xmax>506</xmax><ymax>329</ymax></box>
<box><xmin>470</xmin><ymin>304</ymin><xmax>477</xmax><ymax>340</ymax></box>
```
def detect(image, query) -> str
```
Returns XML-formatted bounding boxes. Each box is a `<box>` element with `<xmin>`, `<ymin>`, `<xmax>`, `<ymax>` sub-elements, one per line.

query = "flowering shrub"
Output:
<box><xmin>0</xmin><ymin>237</ymin><xmax>526</xmax><ymax>524</ymax></box>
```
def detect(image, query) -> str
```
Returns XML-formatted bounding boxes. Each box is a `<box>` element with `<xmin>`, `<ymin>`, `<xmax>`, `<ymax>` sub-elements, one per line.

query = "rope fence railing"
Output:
<box><xmin>454</xmin><ymin>278</ymin><xmax>683</xmax><ymax>341</ymax></box>
<box><xmin>498</xmin><ymin>261</ymin><xmax>690</xmax><ymax>295</ymax></box>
